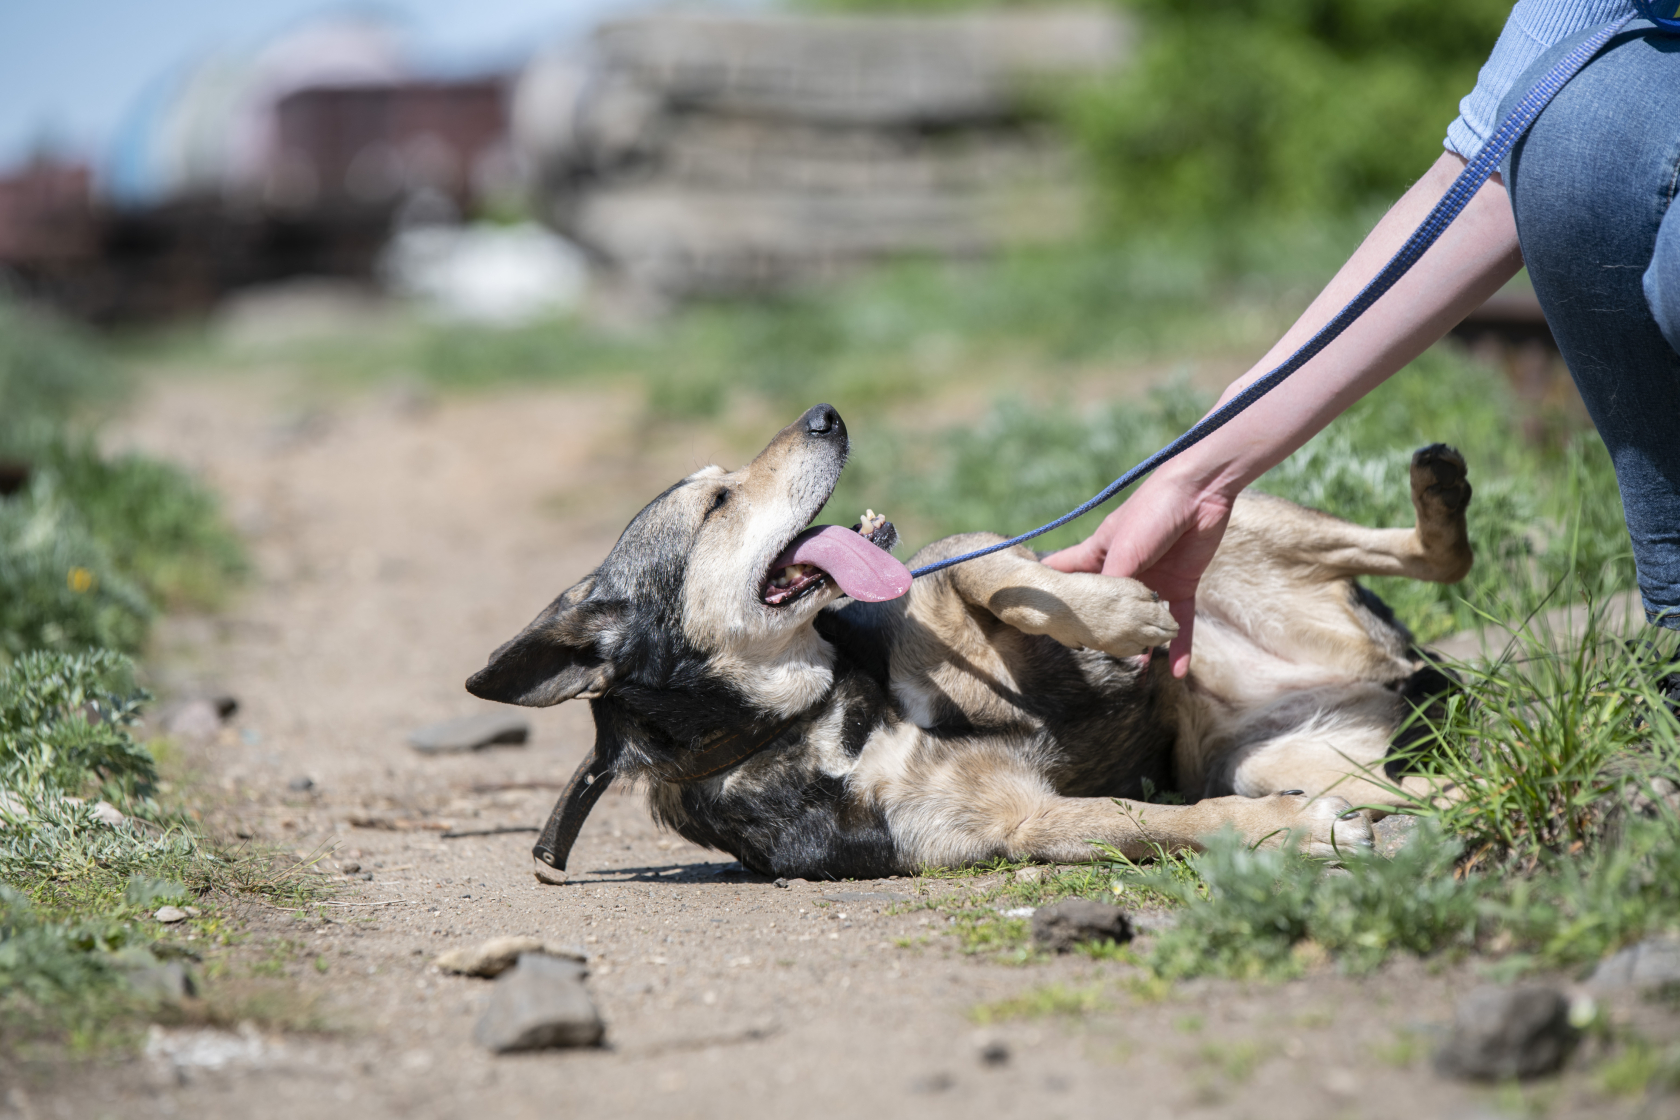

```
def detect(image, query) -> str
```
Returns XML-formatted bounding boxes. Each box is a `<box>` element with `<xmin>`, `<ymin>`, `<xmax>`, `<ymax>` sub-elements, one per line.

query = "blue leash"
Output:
<box><xmin>909</xmin><ymin>12</ymin><xmax>1640</xmax><ymax>581</ymax></box>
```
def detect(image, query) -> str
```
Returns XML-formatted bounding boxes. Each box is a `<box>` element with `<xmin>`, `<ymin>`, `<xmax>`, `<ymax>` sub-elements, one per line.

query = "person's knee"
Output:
<box><xmin>1644</xmin><ymin>203</ymin><xmax>1680</xmax><ymax>355</ymax></box>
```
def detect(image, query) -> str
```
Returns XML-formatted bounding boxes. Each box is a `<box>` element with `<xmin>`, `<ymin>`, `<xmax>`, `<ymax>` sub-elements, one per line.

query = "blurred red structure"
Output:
<box><xmin>0</xmin><ymin>80</ymin><xmax>512</xmax><ymax>324</ymax></box>
<box><xmin>0</xmin><ymin>158</ymin><xmax>98</xmax><ymax>282</ymax></box>
<box><xmin>272</xmin><ymin>80</ymin><xmax>509</xmax><ymax>208</ymax></box>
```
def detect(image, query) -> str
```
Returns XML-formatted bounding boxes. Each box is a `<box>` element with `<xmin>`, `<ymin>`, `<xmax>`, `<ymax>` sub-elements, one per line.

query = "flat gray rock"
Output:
<box><xmin>1433</xmin><ymin>985</ymin><xmax>1577</xmax><ymax>1081</ymax></box>
<box><xmin>1588</xmin><ymin>936</ymin><xmax>1680</xmax><ymax>992</ymax></box>
<box><xmin>1372</xmin><ymin>814</ymin><xmax>1421</xmax><ymax>858</ymax></box>
<box><xmin>409</xmin><ymin>713</ymin><xmax>530</xmax><ymax>754</ymax></box>
<box><xmin>111</xmin><ymin>948</ymin><xmax>195</xmax><ymax>1004</ymax></box>
<box><xmin>474</xmin><ymin>954</ymin><xmax>604</xmax><ymax>1053</ymax></box>
<box><xmin>1031</xmin><ymin>899</ymin><xmax>1132</xmax><ymax>953</ymax></box>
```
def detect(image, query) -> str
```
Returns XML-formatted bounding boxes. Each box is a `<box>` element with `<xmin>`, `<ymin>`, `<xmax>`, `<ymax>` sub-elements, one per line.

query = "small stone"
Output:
<box><xmin>909</xmin><ymin>1072</ymin><xmax>954</xmax><ymax>1093</ymax></box>
<box><xmin>1588</xmin><ymin>936</ymin><xmax>1680</xmax><ymax>992</ymax></box>
<box><xmin>112</xmin><ymin>949</ymin><xmax>195</xmax><ymax>1004</ymax></box>
<box><xmin>1433</xmin><ymin>985</ymin><xmax>1578</xmax><ymax>1081</ymax></box>
<box><xmin>473</xmin><ymin>954</ymin><xmax>604</xmax><ymax>1052</ymax></box>
<box><xmin>436</xmin><ymin>936</ymin><xmax>587</xmax><ymax>978</ymax></box>
<box><xmin>408</xmin><ymin>713</ymin><xmax>529</xmax><ymax>754</ymax></box>
<box><xmin>773</xmin><ymin>878</ymin><xmax>789</xmax><ymax>888</ymax></box>
<box><xmin>163</xmin><ymin>700</ymin><xmax>224</xmax><ymax>744</ymax></box>
<box><xmin>89</xmin><ymin>800</ymin><xmax>126</xmax><ymax>826</ymax></box>
<box><xmin>287</xmin><ymin>776</ymin><xmax>315</xmax><ymax>792</ymax></box>
<box><xmin>1129</xmin><ymin>911</ymin><xmax>1179</xmax><ymax>935</ymax></box>
<box><xmin>1031</xmin><ymin>900</ymin><xmax>1133</xmax><ymax>953</ymax></box>
<box><xmin>1013</xmin><ymin>866</ymin><xmax>1046</xmax><ymax>885</ymax></box>
<box><xmin>1372</xmin><ymin>814</ymin><xmax>1421</xmax><ymax>858</ymax></box>
<box><xmin>341</xmin><ymin>862</ymin><xmax>362</xmax><ymax>874</ymax></box>
<box><xmin>154</xmin><ymin>906</ymin><xmax>190</xmax><ymax>924</ymax></box>
<box><xmin>977</xmin><ymin>1038</ymin><xmax>1010</xmax><ymax>1067</ymax></box>
<box><xmin>822</xmin><ymin>890</ymin><xmax>909</xmax><ymax>904</ymax></box>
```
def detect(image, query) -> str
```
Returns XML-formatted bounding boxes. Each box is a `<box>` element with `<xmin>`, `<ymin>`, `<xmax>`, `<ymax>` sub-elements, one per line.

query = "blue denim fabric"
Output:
<box><xmin>1503</xmin><ymin>20</ymin><xmax>1680</xmax><ymax>627</ymax></box>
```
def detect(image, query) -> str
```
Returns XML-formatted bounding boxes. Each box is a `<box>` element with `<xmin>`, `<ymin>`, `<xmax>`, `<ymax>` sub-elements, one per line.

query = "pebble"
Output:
<box><xmin>1432</xmin><ymin>985</ymin><xmax>1577</xmax><ymax>1081</ymax></box>
<box><xmin>436</xmin><ymin>936</ymin><xmax>588</xmax><ymax>978</ymax></box>
<box><xmin>287</xmin><ymin>776</ymin><xmax>315</xmax><ymax>792</ymax></box>
<box><xmin>112</xmin><ymin>948</ymin><xmax>196</xmax><ymax>1004</ymax></box>
<box><xmin>163</xmin><ymin>700</ymin><xmax>225</xmax><ymax>744</ymax></box>
<box><xmin>154</xmin><ymin>906</ymin><xmax>190</xmax><ymax>924</ymax></box>
<box><xmin>1587</xmin><ymin>936</ymin><xmax>1680</xmax><ymax>992</ymax></box>
<box><xmin>1013</xmin><ymin>866</ymin><xmax>1046</xmax><ymax>885</ymax></box>
<box><xmin>84</xmin><ymin>799</ymin><xmax>125</xmax><ymax>826</ymax></box>
<box><xmin>408</xmin><ymin>713</ymin><xmax>529</xmax><ymax>754</ymax></box>
<box><xmin>473</xmin><ymin>954</ymin><xmax>604</xmax><ymax>1053</ymax></box>
<box><xmin>1372</xmin><ymin>814</ymin><xmax>1421</xmax><ymax>858</ymax></box>
<box><xmin>1030</xmin><ymin>899</ymin><xmax>1132</xmax><ymax>953</ymax></box>
<box><xmin>822</xmin><ymin>891</ymin><xmax>909</xmax><ymax>904</ymax></box>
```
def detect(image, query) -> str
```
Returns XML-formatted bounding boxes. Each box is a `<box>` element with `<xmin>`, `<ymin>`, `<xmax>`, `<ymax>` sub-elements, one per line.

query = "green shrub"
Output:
<box><xmin>1067</xmin><ymin>0</ymin><xmax>1509</xmax><ymax>230</ymax></box>
<box><xmin>0</xmin><ymin>487</ymin><xmax>152</xmax><ymax>660</ymax></box>
<box><xmin>32</xmin><ymin>440</ymin><xmax>245</xmax><ymax>610</ymax></box>
<box><xmin>0</xmin><ymin>649</ymin><xmax>155</xmax><ymax>804</ymax></box>
<box><xmin>1141</xmin><ymin>822</ymin><xmax>1480</xmax><ymax>980</ymax></box>
<box><xmin>1399</xmin><ymin>606</ymin><xmax>1680</xmax><ymax>862</ymax></box>
<box><xmin>0</xmin><ymin>302</ymin><xmax>121</xmax><ymax>449</ymax></box>
<box><xmin>0</xmin><ymin>885</ymin><xmax>123</xmax><ymax>1009</ymax></box>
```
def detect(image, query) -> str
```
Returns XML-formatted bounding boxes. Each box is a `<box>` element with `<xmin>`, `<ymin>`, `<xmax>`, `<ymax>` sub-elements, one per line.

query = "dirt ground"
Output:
<box><xmin>13</xmin><ymin>368</ymin><xmax>1672</xmax><ymax>1120</ymax></box>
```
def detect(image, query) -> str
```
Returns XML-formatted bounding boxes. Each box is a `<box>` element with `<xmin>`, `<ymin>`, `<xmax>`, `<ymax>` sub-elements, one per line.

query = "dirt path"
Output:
<box><xmin>28</xmin><ymin>371</ymin><xmax>1643</xmax><ymax>1119</ymax></box>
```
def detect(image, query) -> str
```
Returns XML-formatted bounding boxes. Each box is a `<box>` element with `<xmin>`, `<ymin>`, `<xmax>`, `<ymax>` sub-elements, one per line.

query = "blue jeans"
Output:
<box><xmin>1504</xmin><ymin>20</ymin><xmax>1680</xmax><ymax>628</ymax></box>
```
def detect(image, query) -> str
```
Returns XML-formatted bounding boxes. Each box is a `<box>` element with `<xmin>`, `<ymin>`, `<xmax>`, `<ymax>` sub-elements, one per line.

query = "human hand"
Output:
<box><xmin>1041</xmin><ymin>472</ymin><xmax>1233</xmax><ymax>678</ymax></box>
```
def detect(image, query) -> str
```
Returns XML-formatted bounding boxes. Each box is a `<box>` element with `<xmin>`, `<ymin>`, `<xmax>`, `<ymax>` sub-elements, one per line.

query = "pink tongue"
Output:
<box><xmin>774</xmin><ymin>525</ymin><xmax>911</xmax><ymax>602</ymax></box>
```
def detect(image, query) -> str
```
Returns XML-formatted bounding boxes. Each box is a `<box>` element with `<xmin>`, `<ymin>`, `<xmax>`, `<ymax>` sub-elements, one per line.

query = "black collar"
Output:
<box><xmin>532</xmin><ymin>710</ymin><xmax>805</xmax><ymax>872</ymax></box>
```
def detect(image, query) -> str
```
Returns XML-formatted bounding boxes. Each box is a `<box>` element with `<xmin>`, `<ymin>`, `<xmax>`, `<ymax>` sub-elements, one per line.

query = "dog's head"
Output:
<box><xmin>465</xmin><ymin>404</ymin><xmax>908</xmax><ymax>737</ymax></box>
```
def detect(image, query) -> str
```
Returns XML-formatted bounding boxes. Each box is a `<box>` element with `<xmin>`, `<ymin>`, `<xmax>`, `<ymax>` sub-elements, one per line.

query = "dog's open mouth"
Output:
<box><xmin>761</xmin><ymin>510</ymin><xmax>911</xmax><ymax>606</ymax></box>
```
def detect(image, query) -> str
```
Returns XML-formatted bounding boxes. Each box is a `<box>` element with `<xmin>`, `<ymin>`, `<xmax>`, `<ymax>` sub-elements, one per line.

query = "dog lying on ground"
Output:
<box><xmin>467</xmin><ymin>404</ymin><xmax>1471</xmax><ymax>879</ymax></box>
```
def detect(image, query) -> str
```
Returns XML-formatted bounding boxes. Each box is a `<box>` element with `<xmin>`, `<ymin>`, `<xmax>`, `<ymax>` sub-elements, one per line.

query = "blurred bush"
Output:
<box><xmin>810</xmin><ymin>0</ymin><xmax>1510</xmax><ymax>229</ymax></box>
<box><xmin>0</xmin><ymin>302</ymin><xmax>121</xmax><ymax>450</ymax></box>
<box><xmin>0</xmin><ymin>301</ymin><xmax>244</xmax><ymax>661</ymax></box>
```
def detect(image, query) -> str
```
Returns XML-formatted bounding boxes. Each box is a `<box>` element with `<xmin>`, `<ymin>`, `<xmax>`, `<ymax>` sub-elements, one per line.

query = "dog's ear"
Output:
<box><xmin>465</xmin><ymin>577</ymin><xmax>624</xmax><ymax>707</ymax></box>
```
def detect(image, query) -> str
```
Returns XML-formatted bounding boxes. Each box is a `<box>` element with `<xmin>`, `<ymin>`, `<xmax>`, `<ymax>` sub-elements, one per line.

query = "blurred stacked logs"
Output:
<box><xmin>513</xmin><ymin>8</ymin><xmax>1130</xmax><ymax>305</ymax></box>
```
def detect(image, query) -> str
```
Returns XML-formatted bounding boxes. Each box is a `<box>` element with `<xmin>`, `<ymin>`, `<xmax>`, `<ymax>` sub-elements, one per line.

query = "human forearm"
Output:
<box><xmin>1162</xmin><ymin>151</ymin><xmax>1524</xmax><ymax>500</ymax></box>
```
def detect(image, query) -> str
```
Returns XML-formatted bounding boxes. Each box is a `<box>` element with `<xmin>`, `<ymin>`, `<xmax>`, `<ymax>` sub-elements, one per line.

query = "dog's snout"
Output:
<box><xmin>802</xmin><ymin>404</ymin><xmax>844</xmax><ymax>438</ymax></box>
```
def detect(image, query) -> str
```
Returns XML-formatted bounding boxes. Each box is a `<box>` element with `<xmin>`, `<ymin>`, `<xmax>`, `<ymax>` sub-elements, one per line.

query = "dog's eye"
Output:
<box><xmin>704</xmin><ymin>489</ymin><xmax>731</xmax><ymax>518</ymax></box>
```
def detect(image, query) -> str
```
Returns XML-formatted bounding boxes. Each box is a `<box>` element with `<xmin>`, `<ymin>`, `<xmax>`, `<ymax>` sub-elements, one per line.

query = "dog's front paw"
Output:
<box><xmin>1078</xmin><ymin>577</ymin><xmax>1178</xmax><ymax>659</ymax></box>
<box><xmin>1284</xmin><ymin>794</ymin><xmax>1373</xmax><ymax>859</ymax></box>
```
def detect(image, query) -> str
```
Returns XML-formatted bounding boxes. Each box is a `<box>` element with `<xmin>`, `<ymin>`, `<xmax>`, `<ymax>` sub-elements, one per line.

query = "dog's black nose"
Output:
<box><xmin>802</xmin><ymin>404</ymin><xmax>844</xmax><ymax>438</ymax></box>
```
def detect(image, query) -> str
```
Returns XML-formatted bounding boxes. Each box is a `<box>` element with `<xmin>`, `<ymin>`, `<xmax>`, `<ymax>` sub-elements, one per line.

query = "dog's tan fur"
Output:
<box><xmin>469</xmin><ymin>406</ymin><xmax>1472</xmax><ymax>876</ymax></box>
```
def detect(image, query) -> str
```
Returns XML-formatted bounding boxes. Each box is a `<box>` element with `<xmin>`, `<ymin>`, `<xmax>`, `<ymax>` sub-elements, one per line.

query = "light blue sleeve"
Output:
<box><xmin>1445</xmin><ymin>0</ymin><xmax>1638</xmax><ymax>158</ymax></box>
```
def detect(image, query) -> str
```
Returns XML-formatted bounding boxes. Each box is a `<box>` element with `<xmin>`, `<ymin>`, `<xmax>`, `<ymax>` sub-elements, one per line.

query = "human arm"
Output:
<box><xmin>1043</xmin><ymin>150</ymin><xmax>1524</xmax><ymax>677</ymax></box>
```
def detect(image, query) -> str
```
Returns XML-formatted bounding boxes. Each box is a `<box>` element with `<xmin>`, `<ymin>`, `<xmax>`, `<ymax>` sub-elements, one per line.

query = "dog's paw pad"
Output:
<box><xmin>1411</xmin><ymin>444</ymin><xmax>1472</xmax><ymax>513</ymax></box>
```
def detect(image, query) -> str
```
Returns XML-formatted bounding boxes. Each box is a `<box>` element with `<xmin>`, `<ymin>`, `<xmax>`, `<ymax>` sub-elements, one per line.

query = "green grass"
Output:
<box><xmin>971</xmin><ymin>982</ymin><xmax>1108</xmax><ymax>1024</ymax></box>
<box><xmin>126</xmin><ymin>226</ymin><xmax>1363</xmax><ymax>417</ymax></box>
<box><xmin>0</xmin><ymin>301</ymin><xmax>245</xmax><ymax>660</ymax></box>
<box><xmin>0</xmin><ymin>650</ymin><xmax>330</xmax><ymax>1049</ymax></box>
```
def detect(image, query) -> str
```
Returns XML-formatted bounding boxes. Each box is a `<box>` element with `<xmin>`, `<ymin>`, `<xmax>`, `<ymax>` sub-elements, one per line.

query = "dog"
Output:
<box><xmin>467</xmin><ymin>404</ymin><xmax>1471</xmax><ymax>879</ymax></box>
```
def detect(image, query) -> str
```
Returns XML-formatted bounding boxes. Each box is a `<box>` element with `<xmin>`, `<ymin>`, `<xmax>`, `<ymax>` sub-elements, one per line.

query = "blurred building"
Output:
<box><xmin>513</xmin><ymin>7</ymin><xmax>1129</xmax><ymax>305</ymax></box>
<box><xmin>0</xmin><ymin>16</ymin><xmax>519</xmax><ymax>323</ymax></box>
